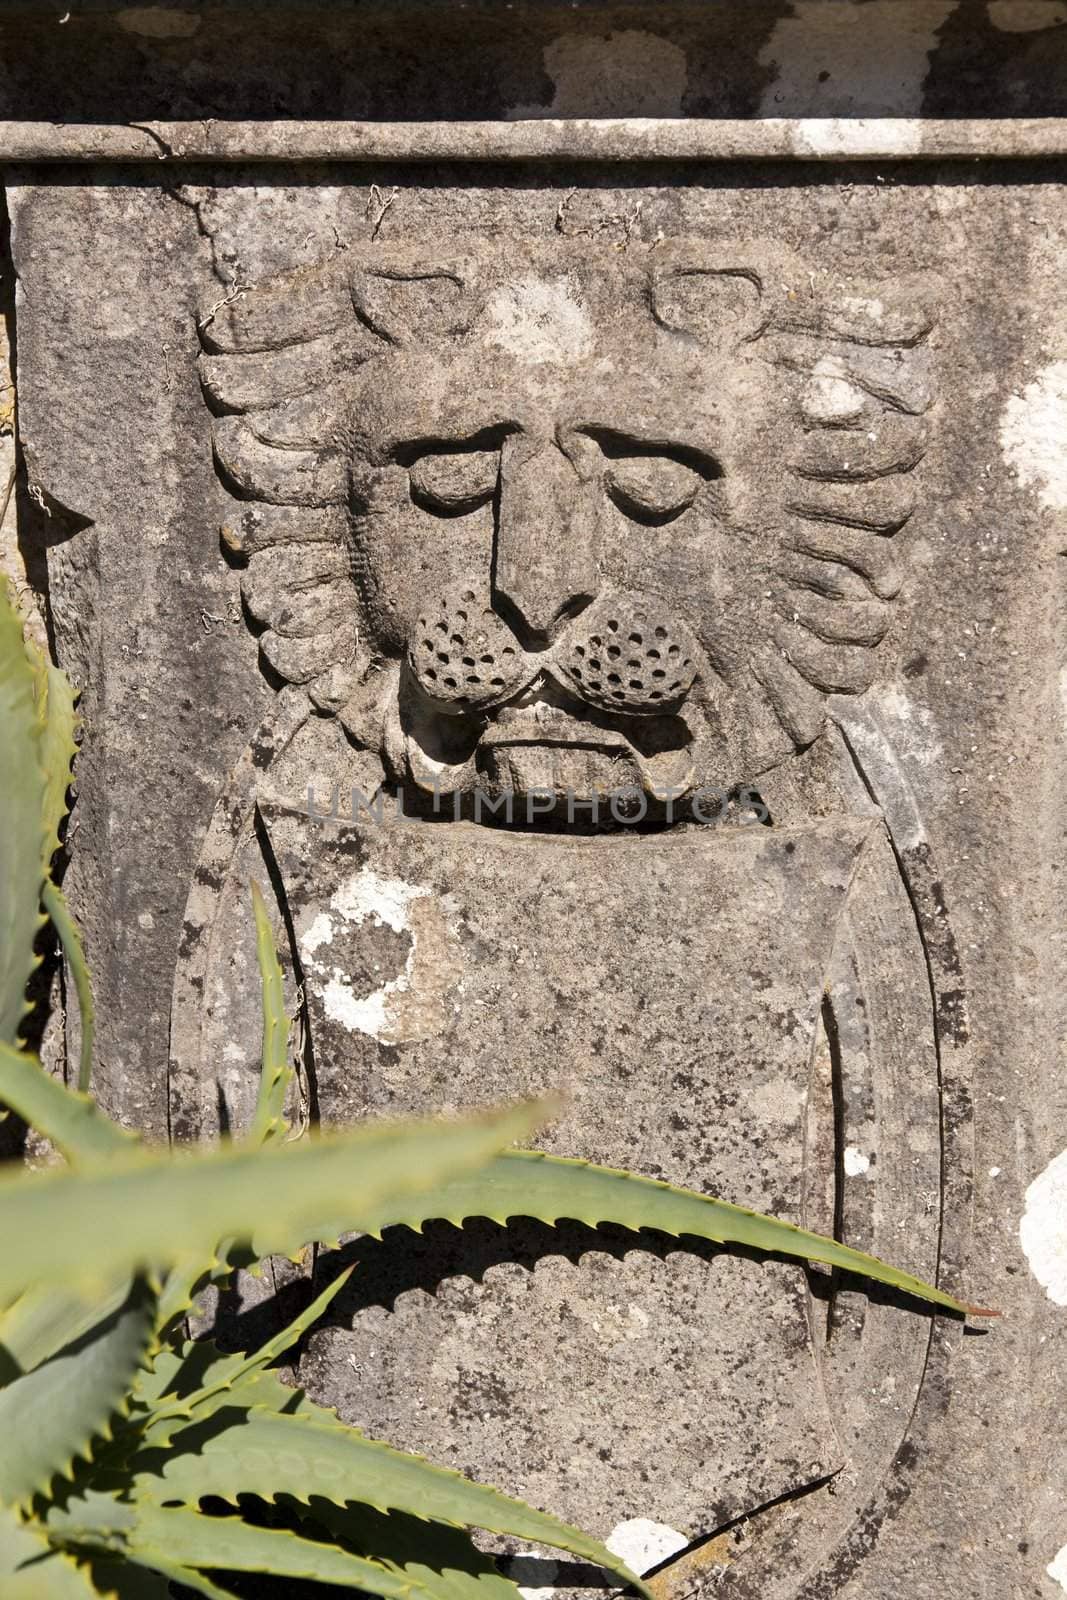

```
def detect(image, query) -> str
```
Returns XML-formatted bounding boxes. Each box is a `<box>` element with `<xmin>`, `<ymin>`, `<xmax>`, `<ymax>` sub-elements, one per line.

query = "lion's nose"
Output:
<box><xmin>493</xmin><ymin>439</ymin><xmax>597</xmax><ymax>644</ymax></box>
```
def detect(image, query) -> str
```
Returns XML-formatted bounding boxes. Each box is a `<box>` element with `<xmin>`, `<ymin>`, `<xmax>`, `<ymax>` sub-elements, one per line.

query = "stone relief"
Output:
<box><xmin>170</xmin><ymin>237</ymin><xmax>966</xmax><ymax>1594</ymax></box>
<box><xmin>5</xmin><ymin>0</ymin><xmax>1060</xmax><ymax>1584</ymax></box>
<box><xmin>198</xmin><ymin>239</ymin><xmax>932</xmax><ymax>817</ymax></box>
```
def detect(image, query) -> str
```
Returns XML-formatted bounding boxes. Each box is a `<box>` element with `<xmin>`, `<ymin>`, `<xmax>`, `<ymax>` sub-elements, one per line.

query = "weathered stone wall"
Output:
<box><xmin>3</xmin><ymin>4</ymin><xmax>1065</xmax><ymax>1596</ymax></box>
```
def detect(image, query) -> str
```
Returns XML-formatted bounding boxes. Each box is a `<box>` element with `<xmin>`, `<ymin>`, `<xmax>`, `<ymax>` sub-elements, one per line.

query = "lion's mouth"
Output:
<box><xmin>469</xmin><ymin>683</ymin><xmax>696</xmax><ymax>798</ymax></box>
<box><xmin>482</xmin><ymin>702</ymin><xmax>632</xmax><ymax>752</ymax></box>
<box><xmin>479</xmin><ymin>683</ymin><xmax>689</xmax><ymax>757</ymax></box>
<box><xmin>395</xmin><ymin>667</ymin><xmax>700</xmax><ymax>802</ymax></box>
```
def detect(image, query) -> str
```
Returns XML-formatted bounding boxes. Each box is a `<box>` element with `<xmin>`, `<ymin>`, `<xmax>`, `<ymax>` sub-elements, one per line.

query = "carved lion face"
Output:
<box><xmin>202</xmin><ymin>241</ymin><xmax>934</xmax><ymax>814</ymax></box>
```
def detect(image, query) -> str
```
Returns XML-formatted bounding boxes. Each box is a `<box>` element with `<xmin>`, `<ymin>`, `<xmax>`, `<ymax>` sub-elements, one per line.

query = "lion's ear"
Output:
<box><xmin>351</xmin><ymin>263</ymin><xmax>483</xmax><ymax>345</ymax></box>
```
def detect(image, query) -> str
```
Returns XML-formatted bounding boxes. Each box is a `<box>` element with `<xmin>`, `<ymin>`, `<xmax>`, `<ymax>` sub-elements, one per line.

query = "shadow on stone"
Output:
<box><xmin>213</xmin><ymin>1216</ymin><xmax>964</xmax><ymax>1360</ymax></box>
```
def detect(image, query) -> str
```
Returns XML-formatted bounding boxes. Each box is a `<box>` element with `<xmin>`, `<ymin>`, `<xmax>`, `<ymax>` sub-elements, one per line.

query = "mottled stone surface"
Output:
<box><xmin>1</xmin><ymin>0</ymin><xmax>1066</xmax><ymax>126</ymax></box>
<box><xmin>273</xmin><ymin>811</ymin><xmax>870</xmax><ymax>1535</ymax></box>
<box><xmin>4</xmin><ymin>3</ymin><xmax>1067</xmax><ymax>1596</ymax></box>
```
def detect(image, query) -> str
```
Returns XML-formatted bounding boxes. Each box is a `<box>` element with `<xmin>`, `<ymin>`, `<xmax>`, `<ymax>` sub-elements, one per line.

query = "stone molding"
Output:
<box><xmin>2</xmin><ymin>116</ymin><xmax>1066</xmax><ymax>163</ymax></box>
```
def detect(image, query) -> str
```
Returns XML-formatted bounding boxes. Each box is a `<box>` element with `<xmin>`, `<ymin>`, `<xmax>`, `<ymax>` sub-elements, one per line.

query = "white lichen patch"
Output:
<box><xmin>747</xmin><ymin>1077</ymin><xmax>806</xmax><ymax>1124</ymax></box>
<box><xmin>1019</xmin><ymin>1147</ymin><xmax>1067</xmax><ymax>1305</ymax></box>
<box><xmin>1048</xmin><ymin>1543</ymin><xmax>1067</xmax><ymax>1593</ymax></box>
<box><xmin>801</xmin><ymin>355</ymin><xmax>866</xmax><ymax>423</ymax></box>
<box><xmin>484</xmin><ymin>276</ymin><xmax>594</xmax><ymax>366</ymax></box>
<box><xmin>508</xmin><ymin>30</ymin><xmax>687</xmax><ymax>118</ymax></box>
<box><xmin>758</xmin><ymin>1</ymin><xmax>953</xmax><ymax>117</ymax></box>
<box><xmin>330</xmin><ymin>869</ymin><xmax>427</xmax><ymax>934</ymax></box>
<box><xmin>873</xmin><ymin>682</ymin><xmax>944</xmax><ymax>768</ymax></box>
<box><xmin>606</xmin><ymin>1519</ymin><xmax>688</xmax><ymax>1576</ymax></box>
<box><xmin>299</xmin><ymin>911</ymin><xmax>335</xmax><ymax>957</ymax></box>
<box><xmin>298</xmin><ymin>868</ymin><xmax>463</xmax><ymax>1046</ymax></box>
<box><xmin>300</xmin><ymin>870</ymin><xmax>427</xmax><ymax>1042</ymax></box>
<box><xmin>844</xmin><ymin>1145</ymin><xmax>872</xmax><ymax>1177</ymax></box>
<box><xmin>1000</xmin><ymin>361</ymin><xmax>1067</xmax><ymax>510</ymax></box>
<box><xmin>791</xmin><ymin>119</ymin><xmax>924</xmax><ymax>158</ymax></box>
<box><xmin>320</xmin><ymin>976</ymin><xmax>391</xmax><ymax>1038</ymax></box>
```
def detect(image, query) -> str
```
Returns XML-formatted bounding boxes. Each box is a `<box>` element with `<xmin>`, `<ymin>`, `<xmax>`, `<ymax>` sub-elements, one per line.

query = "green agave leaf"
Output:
<box><xmin>0</xmin><ymin>1276</ymin><xmax>158</xmax><ymax>1508</ymax></box>
<box><xmin>29</xmin><ymin>643</ymin><xmax>78</xmax><ymax>874</ymax></box>
<box><xmin>129</xmin><ymin>1342</ymin><xmax>203</xmax><ymax>1413</ymax></box>
<box><xmin>154</xmin><ymin>1242</ymin><xmax>260</xmax><ymax>1339</ymax></box>
<box><xmin>132</xmin><ymin>1271</ymin><xmax>351</xmax><ymax>1452</ymax></box>
<box><xmin>134</xmin><ymin>1355</ymin><xmax>366</xmax><ymax>1470</ymax></box>
<box><xmin>153</xmin><ymin>1262</ymin><xmax>212</xmax><ymax>1338</ymax></box>
<box><xmin>0</xmin><ymin>1042</ymin><xmax>137</xmax><ymax>1166</ymax></box>
<box><xmin>47</xmin><ymin>1496</ymin><xmax>415</xmax><ymax>1596</ymax></box>
<box><xmin>297</xmin><ymin>1499</ymin><xmax>527</xmax><ymax>1600</ymax></box>
<box><xmin>0</xmin><ymin>1503</ymin><xmax>100</xmax><ymax>1599</ymax></box>
<box><xmin>130</xmin><ymin>1409</ymin><xmax>651</xmax><ymax>1599</ymax></box>
<box><xmin>27</xmin><ymin>626</ymin><xmax>92</xmax><ymax>1092</ymax></box>
<box><xmin>0</xmin><ymin>577</ymin><xmax>46</xmax><ymax>1048</ymax></box>
<box><xmin>146</xmin><ymin>1265</ymin><xmax>352</xmax><ymax>1428</ymax></box>
<box><xmin>41</xmin><ymin>881</ymin><xmax>94</xmax><ymax>1097</ymax></box>
<box><xmin>0</xmin><ymin>1274</ymin><xmax>132</xmax><ymax>1383</ymax></box>
<box><xmin>131</xmin><ymin>1335</ymin><xmax>341</xmax><ymax>1454</ymax></box>
<box><xmin>247</xmin><ymin>880</ymin><xmax>294</xmax><ymax>1147</ymax></box>
<box><xmin>132</xmin><ymin>1365</ymin><xmax>301</xmax><ymax>1452</ymax></box>
<box><xmin>0</xmin><ymin>1101</ymin><xmax>547</xmax><ymax>1305</ymax></box>
<box><xmin>374</xmin><ymin>1148</ymin><xmax>995</xmax><ymax>1318</ymax></box>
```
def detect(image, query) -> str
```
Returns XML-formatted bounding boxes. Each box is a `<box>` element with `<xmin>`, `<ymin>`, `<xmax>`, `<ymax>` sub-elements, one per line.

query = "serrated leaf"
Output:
<box><xmin>129</xmin><ymin>1409</ymin><xmax>651</xmax><ymax>1598</ymax></box>
<box><xmin>299</xmin><ymin>1500</ymin><xmax>526</xmax><ymax>1600</ymax></box>
<box><xmin>0</xmin><ymin>1503</ymin><xmax>100</xmax><ymax>1598</ymax></box>
<box><xmin>0</xmin><ymin>577</ymin><xmax>46</xmax><ymax>1047</ymax></box>
<box><xmin>372</xmin><ymin>1148</ymin><xmax>994</xmax><ymax>1317</ymax></box>
<box><xmin>247</xmin><ymin>880</ymin><xmax>293</xmax><ymax>1146</ymax></box>
<box><xmin>155</xmin><ymin>1240</ymin><xmax>259</xmax><ymax>1337</ymax></box>
<box><xmin>29</xmin><ymin>643</ymin><xmax>78</xmax><ymax>874</ymax></box>
<box><xmin>133</xmin><ymin>1349</ymin><xmax>326</xmax><ymax>1452</ymax></box>
<box><xmin>135</xmin><ymin>1360</ymin><xmax>357</xmax><ymax>1473</ymax></box>
<box><xmin>0</xmin><ymin>1101</ymin><xmax>549</xmax><ymax>1305</ymax></box>
<box><xmin>0</xmin><ymin>1274</ymin><xmax>132</xmax><ymax>1382</ymax></box>
<box><xmin>0</xmin><ymin>1276</ymin><xmax>158</xmax><ymax>1508</ymax></box>
<box><xmin>47</xmin><ymin>1496</ymin><xmax>415</xmax><ymax>1596</ymax></box>
<box><xmin>146</xmin><ymin>1265</ymin><xmax>352</xmax><ymax>1429</ymax></box>
<box><xmin>42</xmin><ymin>881</ymin><xmax>94</xmax><ymax>1096</ymax></box>
<box><xmin>0</xmin><ymin>1042</ymin><xmax>137</xmax><ymax>1166</ymax></box>
<box><xmin>27</xmin><ymin>635</ymin><xmax>92</xmax><ymax>1093</ymax></box>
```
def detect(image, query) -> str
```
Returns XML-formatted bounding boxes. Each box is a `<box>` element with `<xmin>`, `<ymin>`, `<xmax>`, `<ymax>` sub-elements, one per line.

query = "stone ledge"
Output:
<box><xmin>2</xmin><ymin>116</ymin><xmax>1066</xmax><ymax>163</ymax></box>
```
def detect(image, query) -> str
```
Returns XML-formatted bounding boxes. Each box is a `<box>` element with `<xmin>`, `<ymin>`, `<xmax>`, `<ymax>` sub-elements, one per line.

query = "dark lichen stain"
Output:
<box><xmin>936</xmin><ymin>987</ymin><xmax>969</xmax><ymax>1047</ymax></box>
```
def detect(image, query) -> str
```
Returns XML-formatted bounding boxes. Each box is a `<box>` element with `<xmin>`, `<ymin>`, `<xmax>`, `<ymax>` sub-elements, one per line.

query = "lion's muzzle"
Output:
<box><xmin>410</xmin><ymin>583</ymin><xmax>700</xmax><ymax>719</ymax></box>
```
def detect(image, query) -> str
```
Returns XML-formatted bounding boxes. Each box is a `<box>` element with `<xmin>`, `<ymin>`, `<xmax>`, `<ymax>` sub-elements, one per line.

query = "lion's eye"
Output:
<box><xmin>604</xmin><ymin>457</ymin><xmax>703</xmax><ymax>526</ymax></box>
<box><xmin>409</xmin><ymin>450</ymin><xmax>499</xmax><ymax>516</ymax></box>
